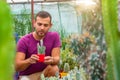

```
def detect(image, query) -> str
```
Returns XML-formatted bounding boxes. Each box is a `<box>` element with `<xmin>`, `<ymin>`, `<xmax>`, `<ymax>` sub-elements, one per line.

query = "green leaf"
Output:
<box><xmin>102</xmin><ymin>0</ymin><xmax>120</xmax><ymax>80</ymax></box>
<box><xmin>0</xmin><ymin>1</ymin><xmax>15</xmax><ymax>80</ymax></box>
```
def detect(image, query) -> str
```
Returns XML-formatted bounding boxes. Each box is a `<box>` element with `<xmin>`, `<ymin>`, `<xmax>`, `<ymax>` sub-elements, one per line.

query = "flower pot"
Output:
<box><xmin>37</xmin><ymin>54</ymin><xmax>45</xmax><ymax>62</ymax></box>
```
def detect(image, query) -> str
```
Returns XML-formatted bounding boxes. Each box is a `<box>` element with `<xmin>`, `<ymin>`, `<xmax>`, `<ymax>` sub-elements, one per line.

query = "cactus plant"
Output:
<box><xmin>37</xmin><ymin>40</ymin><xmax>46</xmax><ymax>62</ymax></box>
<box><xmin>41</xmin><ymin>73</ymin><xmax>59</xmax><ymax>80</ymax></box>
<box><xmin>37</xmin><ymin>40</ymin><xmax>46</xmax><ymax>54</ymax></box>
<box><xmin>76</xmin><ymin>72</ymin><xmax>81</xmax><ymax>80</ymax></box>
<box><xmin>64</xmin><ymin>63</ymin><xmax>70</xmax><ymax>73</ymax></box>
<box><xmin>37</xmin><ymin>43</ymin><xmax>45</xmax><ymax>54</ymax></box>
<box><xmin>88</xmin><ymin>52</ymin><xmax>105</xmax><ymax>80</ymax></box>
<box><xmin>59</xmin><ymin>48</ymin><xmax>77</xmax><ymax>71</ymax></box>
<box><xmin>40</xmin><ymin>67</ymin><xmax>87</xmax><ymax>80</ymax></box>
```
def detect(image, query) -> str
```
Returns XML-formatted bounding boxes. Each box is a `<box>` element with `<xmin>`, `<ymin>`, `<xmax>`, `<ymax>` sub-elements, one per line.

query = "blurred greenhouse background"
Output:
<box><xmin>1</xmin><ymin>0</ymin><xmax>119</xmax><ymax>80</ymax></box>
<box><xmin>9</xmin><ymin>0</ymin><xmax>82</xmax><ymax>37</ymax></box>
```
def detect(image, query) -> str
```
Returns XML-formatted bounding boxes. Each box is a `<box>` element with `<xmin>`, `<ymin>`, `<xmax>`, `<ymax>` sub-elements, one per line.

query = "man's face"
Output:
<box><xmin>34</xmin><ymin>16</ymin><xmax>52</xmax><ymax>37</ymax></box>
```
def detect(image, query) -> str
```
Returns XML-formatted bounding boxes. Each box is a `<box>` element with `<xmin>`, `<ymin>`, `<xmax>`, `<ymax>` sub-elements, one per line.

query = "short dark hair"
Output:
<box><xmin>35</xmin><ymin>11</ymin><xmax>52</xmax><ymax>23</ymax></box>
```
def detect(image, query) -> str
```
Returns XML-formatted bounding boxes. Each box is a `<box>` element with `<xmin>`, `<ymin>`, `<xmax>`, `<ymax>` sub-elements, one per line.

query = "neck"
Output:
<box><xmin>33</xmin><ymin>32</ymin><xmax>44</xmax><ymax>40</ymax></box>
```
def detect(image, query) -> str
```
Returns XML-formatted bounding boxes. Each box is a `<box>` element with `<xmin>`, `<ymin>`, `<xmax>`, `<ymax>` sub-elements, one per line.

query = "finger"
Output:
<box><xmin>44</xmin><ymin>58</ymin><xmax>53</xmax><ymax>65</ymax></box>
<box><xmin>44</xmin><ymin>56</ymin><xmax>51</xmax><ymax>60</ymax></box>
<box><xmin>31</xmin><ymin>55</ymin><xmax>39</xmax><ymax>60</ymax></box>
<box><xmin>29</xmin><ymin>58</ymin><xmax>37</xmax><ymax>64</ymax></box>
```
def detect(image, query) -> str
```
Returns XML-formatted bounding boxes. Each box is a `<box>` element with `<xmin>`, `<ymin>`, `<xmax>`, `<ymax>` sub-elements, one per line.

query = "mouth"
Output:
<box><xmin>38</xmin><ymin>31</ymin><xmax>44</xmax><ymax>36</ymax></box>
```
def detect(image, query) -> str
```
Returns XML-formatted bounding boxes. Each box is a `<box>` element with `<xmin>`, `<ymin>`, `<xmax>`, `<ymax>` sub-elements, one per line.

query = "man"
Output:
<box><xmin>15</xmin><ymin>11</ymin><xmax>61</xmax><ymax>80</ymax></box>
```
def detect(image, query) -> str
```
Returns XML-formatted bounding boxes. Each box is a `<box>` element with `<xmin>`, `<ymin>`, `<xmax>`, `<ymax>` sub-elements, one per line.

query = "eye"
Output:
<box><xmin>44</xmin><ymin>24</ymin><xmax>49</xmax><ymax>27</ymax></box>
<box><xmin>37</xmin><ymin>23</ymin><xmax>42</xmax><ymax>26</ymax></box>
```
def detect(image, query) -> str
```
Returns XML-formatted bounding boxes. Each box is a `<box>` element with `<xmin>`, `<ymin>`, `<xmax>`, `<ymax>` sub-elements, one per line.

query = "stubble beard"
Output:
<box><xmin>36</xmin><ymin>31</ymin><xmax>45</xmax><ymax>38</ymax></box>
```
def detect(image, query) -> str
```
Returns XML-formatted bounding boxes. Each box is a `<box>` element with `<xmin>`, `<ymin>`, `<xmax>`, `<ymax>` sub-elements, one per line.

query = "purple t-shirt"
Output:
<box><xmin>17</xmin><ymin>32</ymin><xmax>61</xmax><ymax>75</ymax></box>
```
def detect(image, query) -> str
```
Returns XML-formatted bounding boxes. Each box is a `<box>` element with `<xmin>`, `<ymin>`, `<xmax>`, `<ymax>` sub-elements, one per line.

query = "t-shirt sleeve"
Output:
<box><xmin>53</xmin><ymin>32</ymin><xmax>61</xmax><ymax>48</ymax></box>
<box><xmin>17</xmin><ymin>38</ymin><xmax>27</xmax><ymax>54</ymax></box>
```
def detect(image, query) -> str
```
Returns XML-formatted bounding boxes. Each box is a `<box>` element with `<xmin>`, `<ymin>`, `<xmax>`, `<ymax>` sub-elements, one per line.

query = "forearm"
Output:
<box><xmin>44</xmin><ymin>55</ymin><xmax>60</xmax><ymax>65</ymax></box>
<box><xmin>51</xmin><ymin>56</ymin><xmax>60</xmax><ymax>65</ymax></box>
<box><xmin>15</xmin><ymin>58</ymin><xmax>31</xmax><ymax>72</ymax></box>
<box><xmin>51</xmin><ymin>47</ymin><xmax>60</xmax><ymax>65</ymax></box>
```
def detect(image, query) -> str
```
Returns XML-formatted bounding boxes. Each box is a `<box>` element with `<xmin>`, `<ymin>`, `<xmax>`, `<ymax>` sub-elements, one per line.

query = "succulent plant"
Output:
<box><xmin>64</xmin><ymin>63</ymin><xmax>70</xmax><ymax>73</ymax></box>
<box><xmin>40</xmin><ymin>66</ymin><xmax>87</xmax><ymax>80</ymax></box>
<box><xmin>88</xmin><ymin>52</ymin><xmax>105</xmax><ymax>80</ymax></box>
<box><xmin>59</xmin><ymin>48</ymin><xmax>78</xmax><ymax>71</ymax></box>
<box><xmin>76</xmin><ymin>72</ymin><xmax>81</xmax><ymax>80</ymax></box>
<box><xmin>37</xmin><ymin>40</ymin><xmax>46</xmax><ymax>54</ymax></box>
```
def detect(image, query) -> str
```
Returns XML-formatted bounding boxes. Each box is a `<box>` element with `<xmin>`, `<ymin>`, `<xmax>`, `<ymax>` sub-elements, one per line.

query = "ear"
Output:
<box><xmin>50</xmin><ymin>23</ymin><xmax>52</xmax><ymax>28</ymax></box>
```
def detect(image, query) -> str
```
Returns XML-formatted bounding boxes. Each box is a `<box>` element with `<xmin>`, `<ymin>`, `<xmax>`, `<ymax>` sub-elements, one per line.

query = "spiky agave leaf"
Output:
<box><xmin>102</xmin><ymin>0</ymin><xmax>120</xmax><ymax>80</ymax></box>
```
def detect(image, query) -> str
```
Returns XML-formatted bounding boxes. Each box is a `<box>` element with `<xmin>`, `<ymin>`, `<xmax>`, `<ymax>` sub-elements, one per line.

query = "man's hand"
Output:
<box><xmin>15</xmin><ymin>52</ymin><xmax>40</xmax><ymax>71</ymax></box>
<box><xmin>44</xmin><ymin>56</ymin><xmax>54</xmax><ymax>65</ymax></box>
<box><xmin>28</xmin><ymin>54</ymin><xmax>39</xmax><ymax>64</ymax></box>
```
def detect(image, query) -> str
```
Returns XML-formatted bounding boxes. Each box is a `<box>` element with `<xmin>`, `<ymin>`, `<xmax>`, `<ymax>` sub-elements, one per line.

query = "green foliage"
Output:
<box><xmin>13</xmin><ymin>9</ymin><xmax>32</xmax><ymax>36</ymax></box>
<box><xmin>67</xmin><ymin>32</ymin><xmax>106</xmax><ymax>80</ymax></box>
<box><xmin>102</xmin><ymin>0</ymin><xmax>120</xmax><ymax>80</ymax></box>
<box><xmin>59</xmin><ymin>48</ymin><xmax>78</xmax><ymax>71</ymax></box>
<box><xmin>62</xmin><ymin>67</ymin><xmax>87</xmax><ymax>80</ymax></box>
<box><xmin>41</xmin><ymin>73</ymin><xmax>58</xmax><ymax>80</ymax></box>
<box><xmin>40</xmin><ymin>67</ymin><xmax>87</xmax><ymax>80</ymax></box>
<box><xmin>70</xmin><ymin>35</ymin><xmax>92</xmax><ymax>56</ymax></box>
<box><xmin>88</xmin><ymin>52</ymin><xmax>105</xmax><ymax>80</ymax></box>
<box><xmin>51</xmin><ymin>25</ymin><xmax>68</xmax><ymax>50</ymax></box>
<box><xmin>69</xmin><ymin>33</ymin><xmax>94</xmax><ymax>65</ymax></box>
<box><xmin>0</xmin><ymin>1</ymin><xmax>15</xmax><ymax>80</ymax></box>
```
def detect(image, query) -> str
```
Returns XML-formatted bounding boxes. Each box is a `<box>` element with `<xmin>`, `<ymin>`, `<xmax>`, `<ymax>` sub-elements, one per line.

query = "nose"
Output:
<box><xmin>40</xmin><ymin>25</ymin><xmax>44</xmax><ymax>29</ymax></box>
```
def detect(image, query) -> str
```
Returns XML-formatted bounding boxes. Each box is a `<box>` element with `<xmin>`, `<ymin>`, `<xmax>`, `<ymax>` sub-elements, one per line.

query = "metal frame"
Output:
<box><xmin>8</xmin><ymin>0</ymin><xmax>75</xmax><ymax>4</ymax></box>
<box><xmin>8</xmin><ymin>0</ymin><xmax>75</xmax><ymax>31</ymax></box>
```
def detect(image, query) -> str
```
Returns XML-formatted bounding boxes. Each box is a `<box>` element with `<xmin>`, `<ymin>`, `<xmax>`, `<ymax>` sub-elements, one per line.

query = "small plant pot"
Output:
<box><xmin>37</xmin><ymin>54</ymin><xmax>45</xmax><ymax>62</ymax></box>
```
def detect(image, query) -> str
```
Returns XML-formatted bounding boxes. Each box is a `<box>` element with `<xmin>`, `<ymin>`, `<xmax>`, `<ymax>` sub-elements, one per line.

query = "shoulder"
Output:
<box><xmin>47</xmin><ymin>32</ymin><xmax>60</xmax><ymax>37</ymax></box>
<box><xmin>18</xmin><ymin>33</ymin><xmax>32</xmax><ymax>43</ymax></box>
<box><xmin>46</xmin><ymin>32</ymin><xmax>61</xmax><ymax>47</ymax></box>
<box><xmin>21</xmin><ymin>33</ymin><xmax>32</xmax><ymax>40</ymax></box>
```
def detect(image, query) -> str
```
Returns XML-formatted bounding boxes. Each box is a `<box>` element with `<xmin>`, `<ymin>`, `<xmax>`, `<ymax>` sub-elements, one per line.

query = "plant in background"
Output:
<box><xmin>88</xmin><ymin>52</ymin><xmax>105</xmax><ymax>80</ymax></box>
<box><xmin>69</xmin><ymin>32</ymin><xmax>106</xmax><ymax>80</ymax></box>
<box><xmin>59</xmin><ymin>48</ymin><xmax>78</xmax><ymax>71</ymax></box>
<box><xmin>13</xmin><ymin>9</ymin><xmax>32</xmax><ymax>37</ymax></box>
<box><xmin>64</xmin><ymin>63</ymin><xmax>70</xmax><ymax>73</ymax></box>
<box><xmin>69</xmin><ymin>32</ymin><xmax>94</xmax><ymax>67</ymax></box>
<box><xmin>40</xmin><ymin>66</ymin><xmax>87</xmax><ymax>80</ymax></box>
<box><xmin>70</xmin><ymin>32</ymin><xmax>93</xmax><ymax>55</ymax></box>
<box><xmin>51</xmin><ymin>25</ymin><xmax>69</xmax><ymax>50</ymax></box>
<box><xmin>61</xmin><ymin>66</ymin><xmax>87</xmax><ymax>80</ymax></box>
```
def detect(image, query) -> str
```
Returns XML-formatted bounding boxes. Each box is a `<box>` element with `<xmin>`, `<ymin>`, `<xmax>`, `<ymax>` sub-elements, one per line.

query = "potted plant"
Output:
<box><xmin>37</xmin><ymin>40</ymin><xmax>46</xmax><ymax>62</ymax></box>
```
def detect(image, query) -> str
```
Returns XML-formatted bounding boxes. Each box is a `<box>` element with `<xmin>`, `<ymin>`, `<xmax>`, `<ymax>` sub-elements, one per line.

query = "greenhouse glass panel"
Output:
<box><xmin>10</xmin><ymin>1</ymin><xmax>81</xmax><ymax>36</ymax></box>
